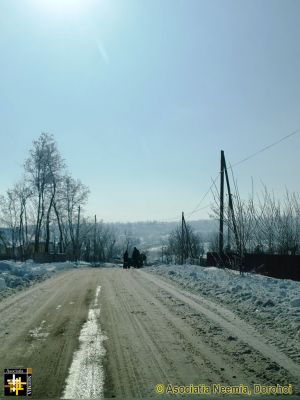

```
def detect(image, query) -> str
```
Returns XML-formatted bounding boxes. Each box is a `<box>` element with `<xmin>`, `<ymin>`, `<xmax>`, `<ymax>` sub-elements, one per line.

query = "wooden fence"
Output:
<box><xmin>206</xmin><ymin>252</ymin><xmax>300</xmax><ymax>281</ymax></box>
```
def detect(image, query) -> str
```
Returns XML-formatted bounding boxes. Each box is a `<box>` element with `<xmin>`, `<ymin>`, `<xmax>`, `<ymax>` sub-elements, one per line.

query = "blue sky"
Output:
<box><xmin>1</xmin><ymin>0</ymin><xmax>300</xmax><ymax>222</ymax></box>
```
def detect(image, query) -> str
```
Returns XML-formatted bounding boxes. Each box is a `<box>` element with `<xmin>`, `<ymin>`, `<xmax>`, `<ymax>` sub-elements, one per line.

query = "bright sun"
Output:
<box><xmin>34</xmin><ymin>0</ymin><xmax>88</xmax><ymax>18</ymax></box>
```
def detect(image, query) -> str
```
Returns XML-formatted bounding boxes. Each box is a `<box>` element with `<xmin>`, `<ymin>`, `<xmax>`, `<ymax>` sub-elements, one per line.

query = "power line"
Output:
<box><xmin>230</xmin><ymin>128</ymin><xmax>300</xmax><ymax>169</ymax></box>
<box><xmin>187</xmin><ymin>127</ymin><xmax>300</xmax><ymax>219</ymax></box>
<box><xmin>186</xmin><ymin>173</ymin><xmax>220</xmax><ymax>217</ymax></box>
<box><xmin>162</xmin><ymin>127</ymin><xmax>300</xmax><ymax>222</ymax></box>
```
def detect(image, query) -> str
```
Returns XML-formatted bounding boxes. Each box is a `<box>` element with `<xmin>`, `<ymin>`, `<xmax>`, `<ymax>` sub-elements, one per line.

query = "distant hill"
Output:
<box><xmin>108</xmin><ymin>219</ymin><xmax>218</xmax><ymax>247</ymax></box>
<box><xmin>0</xmin><ymin>220</ymin><xmax>218</xmax><ymax>261</ymax></box>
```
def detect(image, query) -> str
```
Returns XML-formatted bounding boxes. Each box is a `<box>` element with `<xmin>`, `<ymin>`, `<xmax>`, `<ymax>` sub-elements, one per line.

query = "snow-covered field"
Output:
<box><xmin>147</xmin><ymin>264</ymin><xmax>300</xmax><ymax>364</ymax></box>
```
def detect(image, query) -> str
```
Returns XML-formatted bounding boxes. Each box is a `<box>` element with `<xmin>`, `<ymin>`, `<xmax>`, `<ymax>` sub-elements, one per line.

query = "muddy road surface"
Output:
<box><xmin>0</xmin><ymin>267</ymin><xmax>299</xmax><ymax>399</ymax></box>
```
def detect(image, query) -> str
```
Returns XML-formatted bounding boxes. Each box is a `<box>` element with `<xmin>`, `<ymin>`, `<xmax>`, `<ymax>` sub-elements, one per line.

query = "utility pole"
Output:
<box><xmin>219</xmin><ymin>150</ymin><xmax>225</xmax><ymax>255</ymax></box>
<box><xmin>94</xmin><ymin>214</ymin><xmax>97</xmax><ymax>265</ymax></box>
<box><xmin>219</xmin><ymin>150</ymin><xmax>241</xmax><ymax>272</ymax></box>
<box><xmin>76</xmin><ymin>205</ymin><xmax>81</xmax><ymax>261</ymax></box>
<box><xmin>223</xmin><ymin>156</ymin><xmax>240</xmax><ymax>254</ymax></box>
<box><xmin>183</xmin><ymin>215</ymin><xmax>193</xmax><ymax>260</ymax></box>
<box><xmin>227</xmin><ymin>197</ymin><xmax>231</xmax><ymax>250</ymax></box>
<box><xmin>181</xmin><ymin>212</ymin><xmax>184</xmax><ymax>265</ymax></box>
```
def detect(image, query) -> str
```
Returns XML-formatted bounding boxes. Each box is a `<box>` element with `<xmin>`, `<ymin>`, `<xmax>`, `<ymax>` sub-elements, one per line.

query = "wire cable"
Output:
<box><xmin>229</xmin><ymin>128</ymin><xmax>300</xmax><ymax>169</ymax></box>
<box><xmin>186</xmin><ymin>173</ymin><xmax>220</xmax><ymax>217</ymax></box>
<box><xmin>187</xmin><ymin>127</ymin><xmax>300</xmax><ymax>219</ymax></box>
<box><xmin>161</xmin><ymin>127</ymin><xmax>300</xmax><ymax>222</ymax></box>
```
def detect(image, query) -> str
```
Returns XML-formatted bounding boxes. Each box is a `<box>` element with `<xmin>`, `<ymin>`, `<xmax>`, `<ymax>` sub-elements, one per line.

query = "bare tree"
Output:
<box><xmin>24</xmin><ymin>133</ymin><xmax>65</xmax><ymax>253</ymax></box>
<box><xmin>95</xmin><ymin>222</ymin><xmax>117</xmax><ymax>261</ymax></box>
<box><xmin>0</xmin><ymin>189</ymin><xmax>19</xmax><ymax>258</ymax></box>
<box><xmin>256</xmin><ymin>188</ymin><xmax>300</xmax><ymax>255</ymax></box>
<box><xmin>62</xmin><ymin>175</ymin><xmax>89</xmax><ymax>259</ymax></box>
<box><xmin>14</xmin><ymin>182</ymin><xmax>32</xmax><ymax>258</ymax></box>
<box><xmin>167</xmin><ymin>223</ymin><xmax>203</xmax><ymax>264</ymax></box>
<box><xmin>211</xmin><ymin>180</ymin><xmax>300</xmax><ymax>256</ymax></box>
<box><xmin>0</xmin><ymin>133</ymin><xmax>92</xmax><ymax>261</ymax></box>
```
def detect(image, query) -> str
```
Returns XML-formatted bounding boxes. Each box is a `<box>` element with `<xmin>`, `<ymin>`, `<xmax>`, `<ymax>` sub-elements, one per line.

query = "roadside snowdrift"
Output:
<box><xmin>0</xmin><ymin>260</ymin><xmax>79</xmax><ymax>299</ymax></box>
<box><xmin>147</xmin><ymin>264</ymin><xmax>300</xmax><ymax>364</ymax></box>
<box><xmin>0</xmin><ymin>260</ymin><xmax>121</xmax><ymax>300</ymax></box>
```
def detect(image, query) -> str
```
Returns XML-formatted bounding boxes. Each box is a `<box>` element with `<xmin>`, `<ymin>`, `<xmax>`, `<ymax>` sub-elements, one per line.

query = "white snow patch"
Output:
<box><xmin>62</xmin><ymin>286</ymin><xmax>107</xmax><ymax>399</ymax></box>
<box><xmin>29</xmin><ymin>322</ymin><xmax>49</xmax><ymax>340</ymax></box>
<box><xmin>94</xmin><ymin>287</ymin><xmax>101</xmax><ymax>307</ymax></box>
<box><xmin>0</xmin><ymin>260</ymin><xmax>84</xmax><ymax>297</ymax></box>
<box><xmin>147</xmin><ymin>264</ymin><xmax>300</xmax><ymax>356</ymax></box>
<box><xmin>56</xmin><ymin>305</ymin><xmax>62</xmax><ymax>310</ymax></box>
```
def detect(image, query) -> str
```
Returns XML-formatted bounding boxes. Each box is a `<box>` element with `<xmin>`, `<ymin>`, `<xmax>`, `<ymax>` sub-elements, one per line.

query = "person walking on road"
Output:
<box><xmin>123</xmin><ymin>249</ymin><xmax>129</xmax><ymax>269</ymax></box>
<box><xmin>132</xmin><ymin>247</ymin><xmax>140</xmax><ymax>268</ymax></box>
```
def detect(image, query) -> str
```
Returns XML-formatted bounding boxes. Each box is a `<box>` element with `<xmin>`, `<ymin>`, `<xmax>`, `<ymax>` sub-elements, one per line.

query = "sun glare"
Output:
<box><xmin>33</xmin><ymin>0</ymin><xmax>88</xmax><ymax>18</ymax></box>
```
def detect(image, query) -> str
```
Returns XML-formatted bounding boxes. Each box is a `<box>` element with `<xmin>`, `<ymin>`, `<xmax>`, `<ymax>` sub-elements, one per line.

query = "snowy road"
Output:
<box><xmin>0</xmin><ymin>269</ymin><xmax>102</xmax><ymax>399</ymax></box>
<box><xmin>0</xmin><ymin>267</ymin><xmax>299</xmax><ymax>399</ymax></box>
<box><xmin>101</xmin><ymin>268</ymin><xmax>300</xmax><ymax>399</ymax></box>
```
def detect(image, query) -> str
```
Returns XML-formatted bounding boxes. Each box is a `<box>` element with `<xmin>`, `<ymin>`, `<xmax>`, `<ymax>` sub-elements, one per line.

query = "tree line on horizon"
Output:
<box><xmin>1</xmin><ymin>133</ymin><xmax>299</xmax><ymax>265</ymax></box>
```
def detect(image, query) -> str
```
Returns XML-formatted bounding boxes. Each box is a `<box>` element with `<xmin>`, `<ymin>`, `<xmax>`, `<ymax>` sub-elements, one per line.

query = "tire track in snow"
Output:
<box><xmin>141</xmin><ymin>271</ymin><xmax>300</xmax><ymax>380</ymax></box>
<box><xmin>62</xmin><ymin>285</ymin><xmax>107</xmax><ymax>399</ymax></box>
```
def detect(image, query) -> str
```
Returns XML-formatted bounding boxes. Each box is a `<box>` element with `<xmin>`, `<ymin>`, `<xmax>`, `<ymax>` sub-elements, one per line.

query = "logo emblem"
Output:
<box><xmin>4</xmin><ymin>368</ymin><xmax>32</xmax><ymax>396</ymax></box>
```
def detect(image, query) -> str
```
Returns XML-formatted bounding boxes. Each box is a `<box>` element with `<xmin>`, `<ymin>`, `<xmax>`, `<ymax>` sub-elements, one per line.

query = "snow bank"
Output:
<box><xmin>0</xmin><ymin>260</ymin><xmax>121</xmax><ymax>300</ymax></box>
<box><xmin>0</xmin><ymin>260</ymin><xmax>82</xmax><ymax>299</ymax></box>
<box><xmin>147</xmin><ymin>264</ymin><xmax>300</xmax><ymax>361</ymax></box>
<box><xmin>147</xmin><ymin>264</ymin><xmax>300</xmax><ymax>311</ymax></box>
